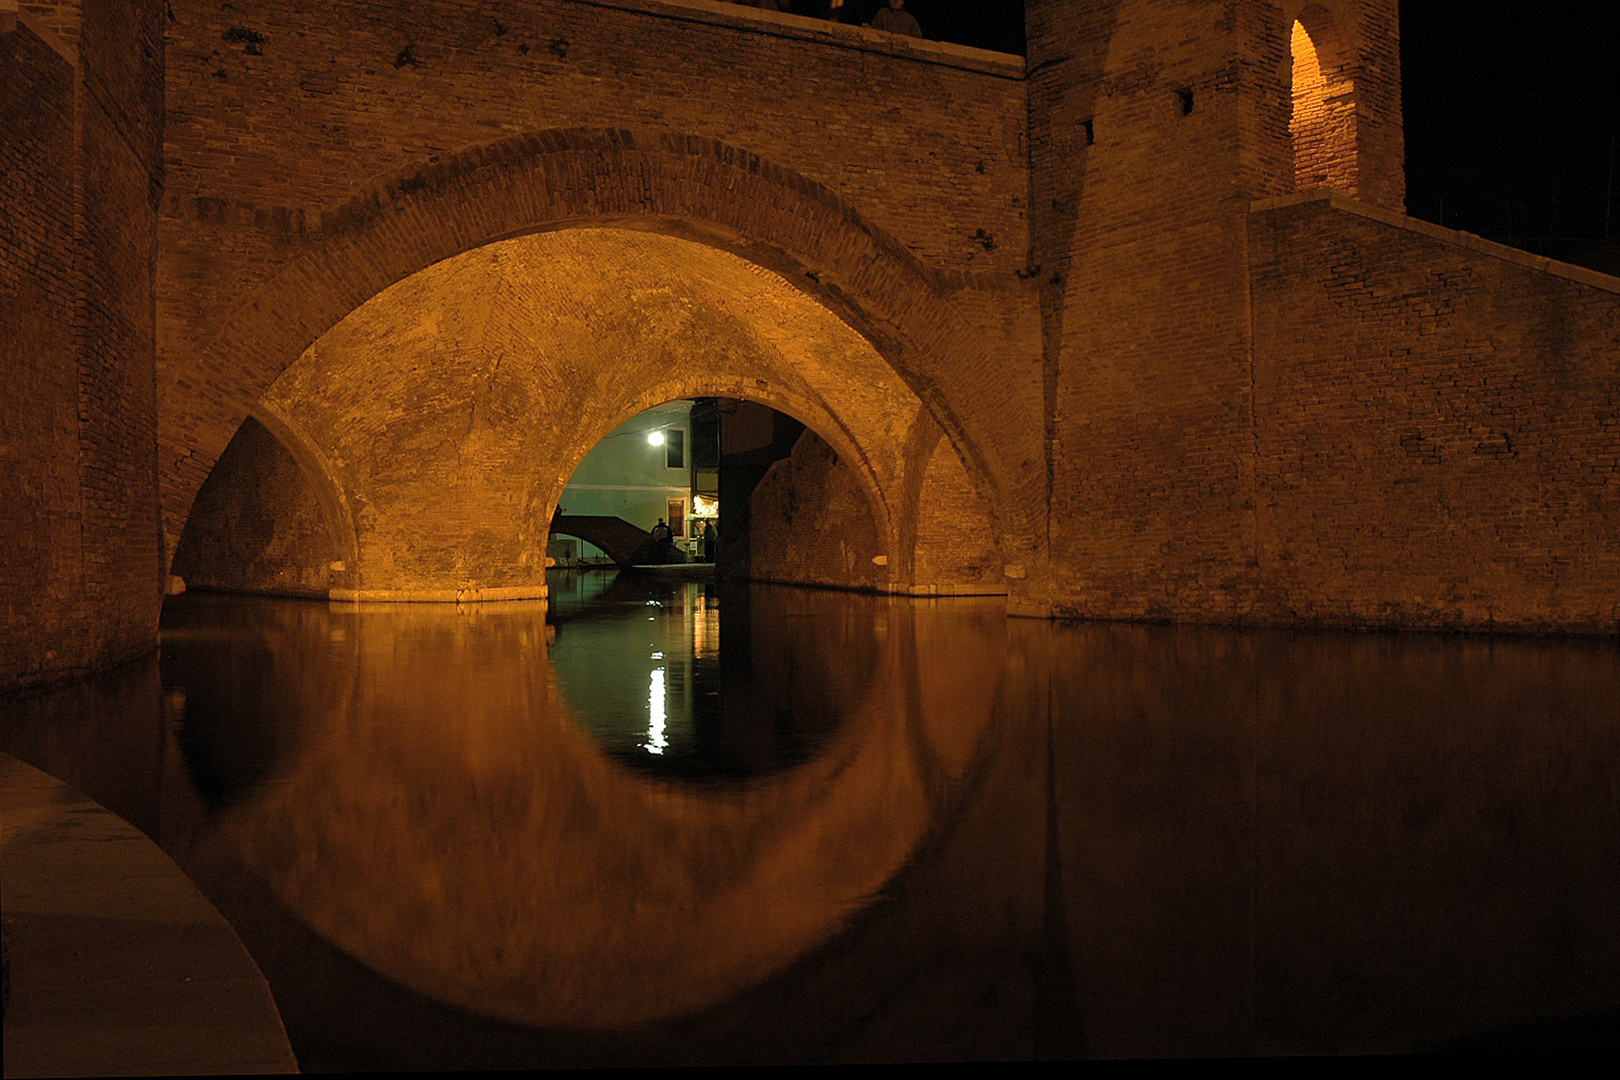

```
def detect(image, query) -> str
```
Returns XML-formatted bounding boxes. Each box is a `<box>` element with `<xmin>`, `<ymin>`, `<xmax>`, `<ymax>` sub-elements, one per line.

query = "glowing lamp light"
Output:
<box><xmin>647</xmin><ymin>430</ymin><xmax>666</xmax><ymax>446</ymax></box>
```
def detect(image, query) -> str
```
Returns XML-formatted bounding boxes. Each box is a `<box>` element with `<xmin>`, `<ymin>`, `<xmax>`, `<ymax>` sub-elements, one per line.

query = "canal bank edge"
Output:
<box><xmin>0</xmin><ymin>753</ymin><xmax>298</xmax><ymax>1077</ymax></box>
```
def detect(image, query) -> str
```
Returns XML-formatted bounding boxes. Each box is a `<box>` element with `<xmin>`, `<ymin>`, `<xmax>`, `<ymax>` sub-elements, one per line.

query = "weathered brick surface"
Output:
<box><xmin>5</xmin><ymin>1</ymin><xmax>1620</xmax><ymax>687</ymax></box>
<box><xmin>2</xmin><ymin>2</ymin><xmax>165</xmax><ymax>686</ymax></box>
<box><xmin>1040</xmin><ymin>0</ymin><xmax>1276</xmax><ymax>619</ymax></box>
<box><xmin>909</xmin><ymin>437</ymin><xmax>1003</xmax><ymax>593</ymax></box>
<box><xmin>150</xmin><ymin>1</ymin><xmax>1047</xmax><ymax>591</ymax></box>
<box><xmin>156</xmin><ymin>0</ymin><xmax>1030</xmax><ymax>378</ymax></box>
<box><xmin>171</xmin><ymin>416</ymin><xmax>337</xmax><ymax>597</ymax></box>
<box><xmin>1249</xmin><ymin>194</ymin><xmax>1620</xmax><ymax>632</ymax></box>
<box><xmin>247</xmin><ymin>229</ymin><xmax>952</xmax><ymax>598</ymax></box>
<box><xmin>749</xmin><ymin>428</ymin><xmax>886</xmax><ymax>591</ymax></box>
<box><xmin>12</xmin><ymin>2</ymin><xmax>79</xmax><ymax>58</ymax></box>
<box><xmin>1281</xmin><ymin>1</ymin><xmax>1404</xmax><ymax>210</ymax></box>
<box><xmin>1031</xmin><ymin>0</ymin><xmax>1413</xmax><ymax>623</ymax></box>
<box><xmin>154</xmin><ymin>129</ymin><xmax>1049</xmax><ymax>581</ymax></box>
<box><xmin>73</xmin><ymin>0</ymin><xmax>167</xmax><ymax>669</ymax></box>
<box><xmin>1</xmin><ymin>22</ymin><xmax>82</xmax><ymax>683</ymax></box>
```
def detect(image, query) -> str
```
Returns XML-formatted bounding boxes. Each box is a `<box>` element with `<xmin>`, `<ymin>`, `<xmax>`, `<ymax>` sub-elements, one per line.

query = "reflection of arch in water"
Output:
<box><xmin>212</xmin><ymin>593</ymin><xmax>1007</xmax><ymax>1027</ymax></box>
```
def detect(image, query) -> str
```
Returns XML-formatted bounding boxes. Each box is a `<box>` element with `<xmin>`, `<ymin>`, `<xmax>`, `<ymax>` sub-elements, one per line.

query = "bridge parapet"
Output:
<box><xmin>588</xmin><ymin>0</ymin><xmax>1022</xmax><ymax>76</ymax></box>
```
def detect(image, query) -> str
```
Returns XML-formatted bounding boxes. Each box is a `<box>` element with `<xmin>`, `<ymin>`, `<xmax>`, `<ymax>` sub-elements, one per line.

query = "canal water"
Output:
<box><xmin>3</xmin><ymin>571</ymin><xmax>1618</xmax><ymax>1063</ymax></box>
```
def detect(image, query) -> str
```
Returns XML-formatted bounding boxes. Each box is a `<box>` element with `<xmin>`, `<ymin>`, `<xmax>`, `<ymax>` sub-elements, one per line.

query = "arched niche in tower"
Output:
<box><xmin>1279</xmin><ymin>0</ymin><xmax>1406</xmax><ymax>212</ymax></box>
<box><xmin>1290</xmin><ymin>5</ymin><xmax>1359</xmax><ymax>196</ymax></box>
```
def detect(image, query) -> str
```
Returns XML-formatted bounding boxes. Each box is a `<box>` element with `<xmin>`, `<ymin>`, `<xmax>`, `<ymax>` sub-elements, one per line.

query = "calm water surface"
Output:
<box><xmin>3</xmin><ymin>570</ymin><xmax>1618</xmax><ymax>1063</ymax></box>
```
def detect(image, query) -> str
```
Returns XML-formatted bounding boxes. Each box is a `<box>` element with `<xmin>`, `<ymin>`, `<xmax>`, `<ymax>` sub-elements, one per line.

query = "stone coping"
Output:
<box><xmin>328</xmin><ymin>584</ymin><xmax>549</xmax><ymax>603</ymax></box>
<box><xmin>573</xmin><ymin>0</ymin><xmax>1026</xmax><ymax>78</ymax></box>
<box><xmin>1252</xmin><ymin>189</ymin><xmax>1620</xmax><ymax>296</ymax></box>
<box><xmin>0</xmin><ymin>754</ymin><xmax>298</xmax><ymax>1076</ymax></box>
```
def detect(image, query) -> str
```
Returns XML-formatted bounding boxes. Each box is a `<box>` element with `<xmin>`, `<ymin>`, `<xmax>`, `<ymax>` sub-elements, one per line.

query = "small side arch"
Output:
<box><xmin>249</xmin><ymin>400</ymin><xmax>361</xmax><ymax>586</ymax></box>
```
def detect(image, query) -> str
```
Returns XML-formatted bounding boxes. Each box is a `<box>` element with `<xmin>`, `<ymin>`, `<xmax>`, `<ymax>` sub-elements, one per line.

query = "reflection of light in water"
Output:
<box><xmin>644</xmin><ymin>667</ymin><xmax>667</xmax><ymax>755</ymax></box>
<box><xmin>692</xmin><ymin>592</ymin><xmax>716</xmax><ymax>659</ymax></box>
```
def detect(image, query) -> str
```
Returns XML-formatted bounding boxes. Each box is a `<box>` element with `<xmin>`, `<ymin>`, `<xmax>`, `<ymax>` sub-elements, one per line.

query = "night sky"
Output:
<box><xmin>867</xmin><ymin>1</ymin><xmax>1620</xmax><ymax>264</ymax></box>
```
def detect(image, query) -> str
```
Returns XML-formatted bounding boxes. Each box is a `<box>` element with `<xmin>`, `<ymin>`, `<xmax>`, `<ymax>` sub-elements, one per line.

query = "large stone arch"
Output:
<box><xmin>240</xmin><ymin>227</ymin><xmax>949</xmax><ymax>599</ymax></box>
<box><xmin>157</xmin><ymin>128</ymin><xmax>1043</xmax><ymax>585</ymax></box>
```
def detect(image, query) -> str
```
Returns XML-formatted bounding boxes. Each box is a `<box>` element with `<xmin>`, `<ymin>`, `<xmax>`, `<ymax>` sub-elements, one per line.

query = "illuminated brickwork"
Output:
<box><xmin>171</xmin><ymin>417</ymin><xmax>337</xmax><ymax>598</ymax></box>
<box><xmin>1286</xmin><ymin>0</ymin><xmax>1404</xmax><ymax>208</ymax></box>
<box><xmin>910</xmin><ymin>439</ymin><xmax>1003</xmax><ymax>594</ymax></box>
<box><xmin>749</xmin><ymin>430</ymin><xmax>887</xmax><ymax>592</ymax></box>
<box><xmin>4</xmin><ymin>0</ymin><xmax>1619</xmax><ymax>686</ymax></box>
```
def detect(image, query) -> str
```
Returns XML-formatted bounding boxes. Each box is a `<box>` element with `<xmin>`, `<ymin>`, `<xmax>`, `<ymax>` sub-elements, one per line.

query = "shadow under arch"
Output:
<box><xmin>157</xmin><ymin>128</ymin><xmax>1042</xmax><ymax>582</ymax></box>
<box><xmin>245</xmin><ymin>400</ymin><xmax>361</xmax><ymax>586</ymax></box>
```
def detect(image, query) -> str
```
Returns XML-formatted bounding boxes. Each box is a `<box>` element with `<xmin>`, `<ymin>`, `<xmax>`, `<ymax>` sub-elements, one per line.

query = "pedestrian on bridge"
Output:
<box><xmin>868</xmin><ymin>0</ymin><xmax>921</xmax><ymax>37</ymax></box>
<box><xmin>651</xmin><ymin>518</ymin><xmax>674</xmax><ymax>564</ymax></box>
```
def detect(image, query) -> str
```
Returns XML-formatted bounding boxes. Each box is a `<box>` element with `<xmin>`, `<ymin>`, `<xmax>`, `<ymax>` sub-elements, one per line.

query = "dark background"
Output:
<box><xmin>816</xmin><ymin>1</ymin><xmax>1620</xmax><ymax>270</ymax></box>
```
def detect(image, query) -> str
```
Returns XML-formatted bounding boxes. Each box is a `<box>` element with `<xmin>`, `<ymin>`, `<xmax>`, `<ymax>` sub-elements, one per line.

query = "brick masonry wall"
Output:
<box><xmin>1290</xmin><ymin>18</ymin><xmax>1354</xmax><ymax>192</ymax></box>
<box><xmin>73</xmin><ymin>0</ymin><xmax>167</xmax><ymax>670</ymax></box>
<box><xmin>1</xmin><ymin>2</ymin><xmax>166</xmax><ymax>686</ymax></box>
<box><xmin>1283</xmin><ymin>0</ymin><xmax>1404</xmax><ymax>211</ymax></box>
<box><xmin>1</xmin><ymin>22</ymin><xmax>82</xmax><ymax>683</ymax></box>
<box><xmin>910</xmin><ymin>437</ymin><xmax>1003</xmax><ymax>593</ymax></box>
<box><xmin>171</xmin><ymin>417</ymin><xmax>336</xmax><ymax>597</ymax></box>
<box><xmin>250</xmin><ymin>228</ymin><xmax>957</xmax><ymax>598</ymax></box>
<box><xmin>1249</xmin><ymin>194</ymin><xmax>1620</xmax><ymax>632</ymax></box>
<box><xmin>14</xmin><ymin>2</ymin><xmax>79</xmax><ymax>57</ymax></box>
<box><xmin>153</xmin><ymin>0</ymin><xmax>1049</xmax><ymax>586</ymax></box>
<box><xmin>748</xmin><ymin>428</ymin><xmax>885</xmax><ymax>592</ymax></box>
<box><xmin>1034</xmin><ymin>0</ymin><xmax>1405</xmax><ymax>623</ymax></box>
<box><xmin>157</xmin><ymin>0</ymin><xmax>1030</xmax><ymax>385</ymax></box>
<box><xmin>1042</xmin><ymin>0</ymin><xmax>1273</xmax><ymax>621</ymax></box>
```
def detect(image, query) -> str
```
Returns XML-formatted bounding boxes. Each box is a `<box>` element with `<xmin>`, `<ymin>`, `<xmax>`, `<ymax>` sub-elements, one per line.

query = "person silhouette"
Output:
<box><xmin>651</xmin><ymin>518</ymin><xmax>673</xmax><ymax>564</ymax></box>
<box><xmin>868</xmin><ymin>0</ymin><xmax>921</xmax><ymax>37</ymax></box>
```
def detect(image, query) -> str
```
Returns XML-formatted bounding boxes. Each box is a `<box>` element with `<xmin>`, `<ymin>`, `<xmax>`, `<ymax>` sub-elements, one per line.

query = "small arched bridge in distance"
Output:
<box><xmin>551</xmin><ymin>515</ymin><xmax>656</xmax><ymax>569</ymax></box>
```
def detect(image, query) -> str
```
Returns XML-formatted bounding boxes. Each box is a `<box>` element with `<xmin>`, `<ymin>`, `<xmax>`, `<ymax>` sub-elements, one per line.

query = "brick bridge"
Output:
<box><xmin>4</xmin><ymin>0</ymin><xmax>1619</xmax><ymax>685</ymax></box>
<box><xmin>551</xmin><ymin>515</ymin><xmax>657</xmax><ymax>569</ymax></box>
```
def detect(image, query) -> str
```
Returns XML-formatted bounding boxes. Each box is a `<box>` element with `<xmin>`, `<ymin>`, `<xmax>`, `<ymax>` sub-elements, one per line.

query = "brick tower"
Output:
<box><xmin>1024</xmin><ymin>0</ymin><xmax>1404</xmax><ymax>619</ymax></box>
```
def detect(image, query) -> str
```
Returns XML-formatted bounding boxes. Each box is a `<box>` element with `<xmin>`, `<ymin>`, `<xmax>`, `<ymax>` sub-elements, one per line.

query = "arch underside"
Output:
<box><xmin>157</xmin><ymin>130</ymin><xmax>1035</xmax><ymax>599</ymax></box>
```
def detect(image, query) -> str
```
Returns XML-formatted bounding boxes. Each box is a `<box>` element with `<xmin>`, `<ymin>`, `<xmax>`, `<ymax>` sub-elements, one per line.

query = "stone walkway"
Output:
<box><xmin>1</xmin><ymin>753</ymin><xmax>298</xmax><ymax>1076</ymax></box>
